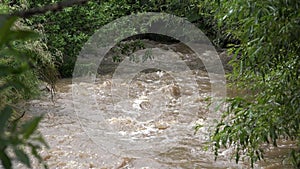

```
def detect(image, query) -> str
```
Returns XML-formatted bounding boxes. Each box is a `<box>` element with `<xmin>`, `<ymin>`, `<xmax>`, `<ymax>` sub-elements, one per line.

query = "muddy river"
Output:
<box><xmin>16</xmin><ymin>41</ymin><xmax>295</xmax><ymax>169</ymax></box>
<box><xmin>18</xmin><ymin>74</ymin><xmax>294</xmax><ymax>169</ymax></box>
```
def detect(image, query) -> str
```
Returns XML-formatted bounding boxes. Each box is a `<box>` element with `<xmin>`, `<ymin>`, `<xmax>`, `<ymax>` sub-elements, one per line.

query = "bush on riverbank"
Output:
<box><xmin>0</xmin><ymin>3</ymin><xmax>58</xmax><ymax>168</ymax></box>
<box><xmin>209</xmin><ymin>0</ymin><xmax>300</xmax><ymax>167</ymax></box>
<box><xmin>24</xmin><ymin>0</ymin><xmax>228</xmax><ymax>77</ymax></box>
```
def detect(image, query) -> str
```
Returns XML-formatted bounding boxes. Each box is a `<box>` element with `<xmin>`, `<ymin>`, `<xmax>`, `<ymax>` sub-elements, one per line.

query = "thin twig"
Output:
<box><xmin>12</xmin><ymin>111</ymin><xmax>26</xmax><ymax>123</ymax></box>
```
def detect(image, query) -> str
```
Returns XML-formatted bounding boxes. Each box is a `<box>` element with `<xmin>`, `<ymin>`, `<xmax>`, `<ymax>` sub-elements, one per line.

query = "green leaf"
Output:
<box><xmin>0</xmin><ymin>106</ymin><xmax>13</xmax><ymax>134</ymax></box>
<box><xmin>7</xmin><ymin>30</ymin><xmax>39</xmax><ymax>42</ymax></box>
<box><xmin>29</xmin><ymin>144</ymin><xmax>41</xmax><ymax>161</ymax></box>
<box><xmin>21</xmin><ymin>116</ymin><xmax>43</xmax><ymax>140</ymax></box>
<box><xmin>14</xmin><ymin>148</ymin><xmax>31</xmax><ymax>168</ymax></box>
<box><xmin>32</xmin><ymin>136</ymin><xmax>49</xmax><ymax>149</ymax></box>
<box><xmin>0</xmin><ymin>150</ymin><xmax>12</xmax><ymax>169</ymax></box>
<box><xmin>194</xmin><ymin>124</ymin><xmax>203</xmax><ymax>135</ymax></box>
<box><xmin>0</xmin><ymin>16</ymin><xmax>18</xmax><ymax>46</ymax></box>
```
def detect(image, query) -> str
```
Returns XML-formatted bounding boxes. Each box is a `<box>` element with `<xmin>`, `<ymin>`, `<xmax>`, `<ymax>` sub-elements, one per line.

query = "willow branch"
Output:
<box><xmin>11</xmin><ymin>0</ymin><xmax>90</xmax><ymax>18</ymax></box>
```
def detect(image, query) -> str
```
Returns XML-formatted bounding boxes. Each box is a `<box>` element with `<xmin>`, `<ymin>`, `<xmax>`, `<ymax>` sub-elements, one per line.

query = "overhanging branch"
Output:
<box><xmin>11</xmin><ymin>0</ymin><xmax>90</xmax><ymax>18</ymax></box>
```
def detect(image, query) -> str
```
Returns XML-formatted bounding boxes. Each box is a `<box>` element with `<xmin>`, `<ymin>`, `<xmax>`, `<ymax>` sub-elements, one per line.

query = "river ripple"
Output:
<box><xmin>14</xmin><ymin>69</ymin><xmax>294</xmax><ymax>169</ymax></box>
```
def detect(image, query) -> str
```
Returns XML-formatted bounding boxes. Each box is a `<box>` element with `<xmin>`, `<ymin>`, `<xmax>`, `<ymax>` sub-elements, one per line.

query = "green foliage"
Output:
<box><xmin>210</xmin><ymin>0</ymin><xmax>300</xmax><ymax>168</ymax></box>
<box><xmin>112</xmin><ymin>40</ymin><xmax>145</xmax><ymax>63</ymax></box>
<box><xmin>116</xmin><ymin>40</ymin><xmax>145</xmax><ymax>56</ymax></box>
<box><xmin>0</xmin><ymin>12</ymin><xmax>55</xmax><ymax>169</ymax></box>
<box><xmin>26</xmin><ymin>0</ymin><xmax>138</xmax><ymax>77</ymax></box>
<box><xmin>0</xmin><ymin>106</ymin><xmax>48</xmax><ymax>169</ymax></box>
<box><xmin>25</xmin><ymin>0</ymin><xmax>210</xmax><ymax>77</ymax></box>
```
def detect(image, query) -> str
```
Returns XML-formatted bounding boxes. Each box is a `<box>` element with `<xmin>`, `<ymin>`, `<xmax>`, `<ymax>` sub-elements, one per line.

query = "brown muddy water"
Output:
<box><xmin>14</xmin><ymin>41</ymin><xmax>296</xmax><ymax>169</ymax></box>
<box><xmin>15</xmin><ymin>72</ymin><xmax>295</xmax><ymax>169</ymax></box>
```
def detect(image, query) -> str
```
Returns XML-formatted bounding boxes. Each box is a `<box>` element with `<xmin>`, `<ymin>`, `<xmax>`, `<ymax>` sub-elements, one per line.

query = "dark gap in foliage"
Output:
<box><xmin>123</xmin><ymin>33</ymin><xmax>180</xmax><ymax>44</ymax></box>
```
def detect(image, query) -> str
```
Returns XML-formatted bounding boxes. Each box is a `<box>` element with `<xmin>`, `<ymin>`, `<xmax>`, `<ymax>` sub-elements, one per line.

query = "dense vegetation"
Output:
<box><xmin>1</xmin><ymin>0</ymin><xmax>299</xmax><ymax>168</ymax></box>
<box><xmin>210</xmin><ymin>0</ymin><xmax>300</xmax><ymax>167</ymax></box>
<box><xmin>21</xmin><ymin>0</ymin><xmax>228</xmax><ymax>77</ymax></box>
<box><xmin>0</xmin><ymin>3</ymin><xmax>57</xmax><ymax>169</ymax></box>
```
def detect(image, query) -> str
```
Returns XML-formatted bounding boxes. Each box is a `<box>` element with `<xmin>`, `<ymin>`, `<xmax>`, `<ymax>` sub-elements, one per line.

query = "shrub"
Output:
<box><xmin>210</xmin><ymin>0</ymin><xmax>300</xmax><ymax>167</ymax></box>
<box><xmin>1</xmin><ymin>3</ymin><xmax>58</xmax><ymax>168</ymax></box>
